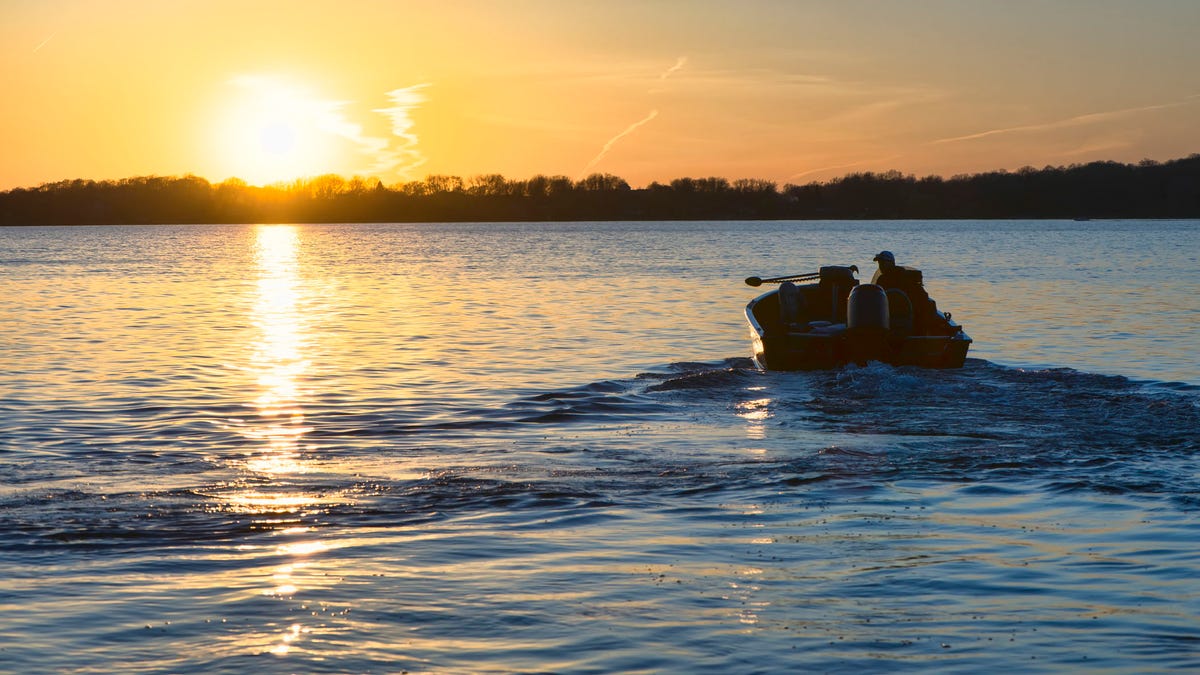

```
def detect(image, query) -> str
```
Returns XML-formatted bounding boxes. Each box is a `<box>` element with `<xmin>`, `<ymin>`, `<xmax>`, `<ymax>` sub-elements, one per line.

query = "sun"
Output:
<box><xmin>260</xmin><ymin>120</ymin><xmax>298</xmax><ymax>156</ymax></box>
<box><xmin>211</xmin><ymin>76</ymin><xmax>337</xmax><ymax>186</ymax></box>
<box><xmin>204</xmin><ymin>74</ymin><xmax>430</xmax><ymax>187</ymax></box>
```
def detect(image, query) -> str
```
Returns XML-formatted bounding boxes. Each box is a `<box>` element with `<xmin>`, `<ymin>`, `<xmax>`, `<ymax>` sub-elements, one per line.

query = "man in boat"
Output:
<box><xmin>871</xmin><ymin>251</ymin><xmax>936</xmax><ymax>334</ymax></box>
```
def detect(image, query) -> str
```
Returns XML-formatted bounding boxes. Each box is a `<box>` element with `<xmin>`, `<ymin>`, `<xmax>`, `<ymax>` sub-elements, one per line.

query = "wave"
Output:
<box><xmin>641</xmin><ymin>358</ymin><xmax>757</xmax><ymax>393</ymax></box>
<box><xmin>0</xmin><ymin>472</ymin><xmax>619</xmax><ymax>553</ymax></box>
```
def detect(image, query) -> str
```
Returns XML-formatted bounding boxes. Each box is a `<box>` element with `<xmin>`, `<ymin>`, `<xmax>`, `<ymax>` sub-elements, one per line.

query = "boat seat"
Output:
<box><xmin>778</xmin><ymin>281</ymin><xmax>808</xmax><ymax>328</ymax></box>
<box><xmin>802</xmin><ymin>321</ymin><xmax>846</xmax><ymax>336</ymax></box>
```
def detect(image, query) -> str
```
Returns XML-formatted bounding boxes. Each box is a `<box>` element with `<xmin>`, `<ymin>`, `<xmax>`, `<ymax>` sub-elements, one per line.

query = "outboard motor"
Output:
<box><xmin>818</xmin><ymin>265</ymin><xmax>859</xmax><ymax>322</ymax></box>
<box><xmin>846</xmin><ymin>284</ymin><xmax>889</xmax><ymax>364</ymax></box>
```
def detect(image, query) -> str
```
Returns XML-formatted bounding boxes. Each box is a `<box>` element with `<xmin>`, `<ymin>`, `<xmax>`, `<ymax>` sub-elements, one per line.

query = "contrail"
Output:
<box><xmin>33</xmin><ymin>31</ymin><xmax>57</xmax><ymax>53</ymax></box>
<box><xmin>786</xmin><ymin>155</ymin><xmax>903</xmax><ymax>182</ymax></box>
<box><xmin>933</xmin><ymin>98</ymin><xmax>1195</xmax><ymax>145</ymax></box>
<box><xmin>660</xmin><ymin>56</ymin><xmax>687</xmax><ymax>80</ymax></box>
<box><xmin>580</xmin><ymin>109</ymin><xmax>659</xmax><ymax>176</ymax></box>
<box><xmin>649</xmin><ymin>56</ymin><xmax>687</xmax><ymax>93</ymax></box>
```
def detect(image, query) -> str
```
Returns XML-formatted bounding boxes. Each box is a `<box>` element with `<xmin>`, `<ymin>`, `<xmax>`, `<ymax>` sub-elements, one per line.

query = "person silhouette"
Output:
<box><xmin>870</xmin><ymin>251</ymin><xmax>935</xmax><ymax>334</ymax></box>
<box><xmin>870</xmin><ymin>250</ymin><xmax>898</xmax><ymax>286</ymax></box>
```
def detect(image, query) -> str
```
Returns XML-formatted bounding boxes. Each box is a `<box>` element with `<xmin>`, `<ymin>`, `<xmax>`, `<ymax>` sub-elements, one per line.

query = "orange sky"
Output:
<box><xmin>3</xmin><ymin>0</ymin><xmax>1199</xmax><ymax>189</ymax></box>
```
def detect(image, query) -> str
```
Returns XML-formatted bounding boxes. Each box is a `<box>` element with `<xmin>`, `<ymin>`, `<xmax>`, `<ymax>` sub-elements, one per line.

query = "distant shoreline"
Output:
<box><xmin>2</xmin><ymin>155</ymin><xmax>1197</xmax><ymax>226</ymax></box>
<box><xmin>4</xmin><ymin>218</ymin><xmax>1200</xmax><ymax>228</ymax></box>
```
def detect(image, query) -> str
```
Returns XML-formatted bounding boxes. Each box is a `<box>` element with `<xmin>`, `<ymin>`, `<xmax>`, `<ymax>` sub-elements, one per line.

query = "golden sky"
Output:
<box><xmin>3</xmin><ymin>0</ymin><xmax>1199</xmax><ymax>189</ymax></box>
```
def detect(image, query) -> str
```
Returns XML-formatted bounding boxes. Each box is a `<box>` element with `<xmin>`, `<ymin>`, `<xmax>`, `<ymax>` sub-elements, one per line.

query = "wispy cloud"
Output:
<box><xmin>309</xmin><ymin>85</ymin><xmax>429</xmax><ymax>178</ymax></box>
<box><xmin>231</xmin><ymin>76</ymin><xmax>429</xmax><ymax>179</ymax></box>
<box><xmin>368</xmin><ymin>85</ymin><xmax>429</xmax><ymax>176</ymax></box>
<box><xmin>580</xmin><ymin>109</ymin><xmax>659</xmax><ymax>177</ymax></box>
<box><xmin>933</xmin><ymin>98</ymin><xmax>1196</xmax><ymax>145</ymax></box>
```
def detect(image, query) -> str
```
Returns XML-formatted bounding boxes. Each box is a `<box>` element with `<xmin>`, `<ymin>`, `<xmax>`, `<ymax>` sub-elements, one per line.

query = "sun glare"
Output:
<box><xmin>214</xmin><ymin>76</ymin><xmax>335</xmax><ymax>186</ymax></box>
<box><xmin>260</xmin><ymin>121</ymin><xmax>298</xmax><ymax>156</ymax></box>
<box><xmin>204</xmin><ymin>74</ymin><xmax>431</xmax><ymax>186</ymax></box>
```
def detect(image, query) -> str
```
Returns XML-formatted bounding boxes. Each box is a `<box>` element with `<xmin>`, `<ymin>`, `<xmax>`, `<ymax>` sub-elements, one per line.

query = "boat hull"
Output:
<box><xmin>746</xmin><ymin>288</ymin><xmax>972</xmax><ymax>371</ymax></box>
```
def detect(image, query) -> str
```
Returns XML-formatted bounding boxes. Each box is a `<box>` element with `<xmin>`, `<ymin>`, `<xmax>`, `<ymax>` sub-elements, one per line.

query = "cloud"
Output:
<box><xmin>580</xmin><ymin>109</ymin><xmax>659</xmax><ymax>176</ymax></box>
<box><xmin>310</xmin><ymin>85</ymin><xmax>429</xmax><ymax>178</ymax></box>
<box><xmin>229</xmin><ymin>76</ymin><xmax>429</xmax><ymax>180</ymax></box>
<box><xmin>368</xmin><ymin>85</ymin><xmax>430</xmax><ymax>176</ymax></box>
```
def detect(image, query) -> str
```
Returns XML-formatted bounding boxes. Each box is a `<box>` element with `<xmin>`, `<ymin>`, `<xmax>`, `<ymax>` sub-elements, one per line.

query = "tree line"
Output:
<box><xmin>2</xmin><ymin>154</ymin><xmax>1198</xmax><ymax>225</ymax></box>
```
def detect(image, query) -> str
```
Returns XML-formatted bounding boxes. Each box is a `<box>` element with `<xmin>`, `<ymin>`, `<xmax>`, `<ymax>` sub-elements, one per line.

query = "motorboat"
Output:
<box><xmin>744</xmin><ymin>264</ymin><xmax>972</xmax><ymax>370</ymax></box>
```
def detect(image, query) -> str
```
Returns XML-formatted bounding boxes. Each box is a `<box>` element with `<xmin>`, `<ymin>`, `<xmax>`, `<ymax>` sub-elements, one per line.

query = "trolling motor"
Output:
<box><xmin>745</xmin><ymin>272</ymin><xmax>818</xmax><ymax>287</ymax></box>
<box><xmin>745</xmin><ymin>265</ymin><xmax>858</xmax><ymax>287</ymax></box>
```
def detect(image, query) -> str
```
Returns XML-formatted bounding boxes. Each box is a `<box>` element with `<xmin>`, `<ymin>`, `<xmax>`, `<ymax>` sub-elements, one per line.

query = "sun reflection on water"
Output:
<box><xmin>228</xmin><ymin>225</ymin><xmax>336</xmax><ymax>658</ymax></box>
<box><xmin>248</xmin><ymin>225</ymin><xmax>312</xmax><ymax>475</ymax></box>
<box><xmin>735</xmin><ymin>389</ymin><xmax>773</xmax><ymax>442</ymax></box>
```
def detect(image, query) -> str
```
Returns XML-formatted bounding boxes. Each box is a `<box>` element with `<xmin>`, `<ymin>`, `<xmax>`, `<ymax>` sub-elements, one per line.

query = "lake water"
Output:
<box><xmin>1</xmin><ymin>220</ymin><xmax>1198</xmax><ymax>673</ymax></box>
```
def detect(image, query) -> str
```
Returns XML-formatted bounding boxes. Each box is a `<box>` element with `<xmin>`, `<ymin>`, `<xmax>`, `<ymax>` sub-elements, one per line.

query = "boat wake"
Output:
<box><xmin>3</xmin><ymin>357</ymin><xmax>1197</xmax><ymax>552</ymax></box>
<box><xmin>634</xmin><ymin>357</ymin><xmax>1200</xmax><ymax>503</ymax></box>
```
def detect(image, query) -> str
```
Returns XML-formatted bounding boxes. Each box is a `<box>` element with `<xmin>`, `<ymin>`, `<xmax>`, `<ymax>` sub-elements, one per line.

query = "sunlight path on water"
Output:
<box><xmin>200</xmin><ymin>224</ymin><xmax>345</xmax><ymax>659</ymax></box>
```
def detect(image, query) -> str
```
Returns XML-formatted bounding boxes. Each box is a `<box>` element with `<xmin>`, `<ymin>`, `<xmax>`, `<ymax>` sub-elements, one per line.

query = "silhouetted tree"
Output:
<box><xmin>2</xmin><ymin>155</ymin><xmax>1198</xmax><ymax>224</ymax></box>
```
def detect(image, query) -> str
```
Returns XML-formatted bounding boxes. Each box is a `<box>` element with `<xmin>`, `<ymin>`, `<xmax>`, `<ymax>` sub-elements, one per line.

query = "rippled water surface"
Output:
<box><xmin>1</xmin><ymin>220</ymin><xmax>1198</xmax><ymax>673</ymax></box>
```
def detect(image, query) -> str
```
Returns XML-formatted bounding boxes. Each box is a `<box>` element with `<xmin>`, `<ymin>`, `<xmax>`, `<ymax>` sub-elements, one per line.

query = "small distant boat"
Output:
<box><xmin>744</xmin><ymin>265</ymin><xmax>972</xmax><ymax>371</ymax></box>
